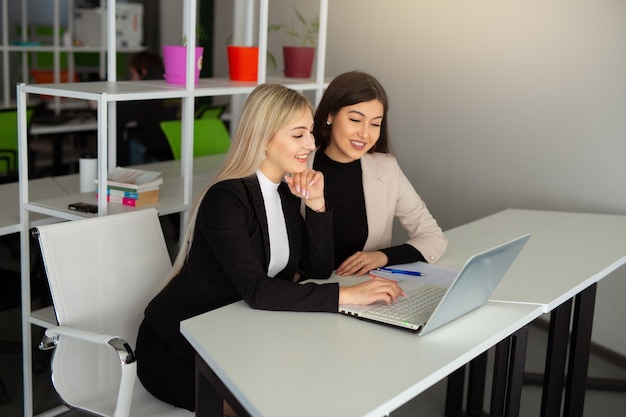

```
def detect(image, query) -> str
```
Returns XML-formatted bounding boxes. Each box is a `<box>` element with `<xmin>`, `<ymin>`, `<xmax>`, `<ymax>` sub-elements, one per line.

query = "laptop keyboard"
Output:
<box><xmin>369</xmin><ymin>285</ymin><xmax>447</xmax><ymax>321</ymax></box>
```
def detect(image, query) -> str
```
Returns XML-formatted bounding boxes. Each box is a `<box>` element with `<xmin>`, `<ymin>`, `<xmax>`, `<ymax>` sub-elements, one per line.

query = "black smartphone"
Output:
<box><xmin>68</xmin><ymin>202</ymin><xmax>98</xmax><ymax>213</ymax></box>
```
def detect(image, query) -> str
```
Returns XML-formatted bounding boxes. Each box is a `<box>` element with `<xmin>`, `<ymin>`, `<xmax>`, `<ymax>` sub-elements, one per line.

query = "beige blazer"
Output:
<box><xmin>309</xmin><ymin>150</ymin><xmax>448</xmax><ymax>263</ymax></box>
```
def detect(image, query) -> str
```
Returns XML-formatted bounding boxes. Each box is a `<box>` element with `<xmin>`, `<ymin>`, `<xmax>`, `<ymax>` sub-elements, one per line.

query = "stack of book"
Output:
<box><xmin>97</xmin><ymin>167</ymin><xmax>163</xmax><ymax>207</ymax></box>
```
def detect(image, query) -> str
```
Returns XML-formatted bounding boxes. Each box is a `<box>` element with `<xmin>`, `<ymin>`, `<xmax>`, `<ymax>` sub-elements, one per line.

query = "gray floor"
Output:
<box><xmin>1</xmin><ymin>318</ymin><xmax>625</xmax><ymax>417</ymax></box>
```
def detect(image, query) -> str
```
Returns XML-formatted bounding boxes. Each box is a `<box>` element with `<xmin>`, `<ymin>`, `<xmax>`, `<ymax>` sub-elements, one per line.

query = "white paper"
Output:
<box><xmin>369</xmin><ymin>261</ymin><xmax>458</xmax><ymax>287</ymax></box>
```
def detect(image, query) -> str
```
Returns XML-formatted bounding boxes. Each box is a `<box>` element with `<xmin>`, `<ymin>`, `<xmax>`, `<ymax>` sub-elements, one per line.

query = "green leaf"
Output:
<box><xmin>269</xmin><ymin>7</ymin><xmax>319</xmax><ymax>47</ymax></box>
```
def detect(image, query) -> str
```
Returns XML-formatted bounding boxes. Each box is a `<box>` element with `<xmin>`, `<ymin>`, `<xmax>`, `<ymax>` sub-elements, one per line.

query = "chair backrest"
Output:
<box><xmin>194</xmin><ymin>103</ymin><xmax>226</xmax><ymax>119</ymax></box>
<box><xmin>160</xmin><ymin>118</ymin><xmax>231</xmax><ymax>159</ymax></box>
<box><xmin>34</xmin><ymin>209</ymin><xmax>173</xmax><ymax>415</ymax></box>
<box><xmin>0</xmin><ymin>108</ymin><xmax>35</xmax><ymax>179</ymax></box>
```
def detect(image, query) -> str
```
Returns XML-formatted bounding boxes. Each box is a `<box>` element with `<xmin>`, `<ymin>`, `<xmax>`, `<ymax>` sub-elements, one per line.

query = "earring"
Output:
<box><xmin>326</xmin><ymin>120</ymin><xmax>331</xmax><ymax>126</ymax></box>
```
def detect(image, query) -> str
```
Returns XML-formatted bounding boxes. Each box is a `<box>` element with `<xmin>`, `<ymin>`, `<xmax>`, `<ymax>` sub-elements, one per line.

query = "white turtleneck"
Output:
<box><xmin>256</xmin><ymin>170</ymin><xmax>290</xmax><ymax>278</ymax></box>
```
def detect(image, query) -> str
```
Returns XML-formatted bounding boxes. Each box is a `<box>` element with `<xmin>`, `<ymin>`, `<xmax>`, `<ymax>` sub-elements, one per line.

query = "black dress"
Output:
<box><xmin>136</xmin><ymin>175</ymin><xmax>336</xmax><ymax>410</ymax></box>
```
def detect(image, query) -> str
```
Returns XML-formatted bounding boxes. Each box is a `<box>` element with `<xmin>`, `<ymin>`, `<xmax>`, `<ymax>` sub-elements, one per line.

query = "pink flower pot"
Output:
<box><xmin>162</xmin><ymin>45</ymin><xmax>204</xmax><ymax>85</ymax></box>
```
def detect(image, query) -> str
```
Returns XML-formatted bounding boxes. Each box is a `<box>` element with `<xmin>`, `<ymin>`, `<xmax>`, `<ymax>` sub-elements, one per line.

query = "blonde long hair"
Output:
<box><xmin>167</xmin><ymin>84</ymin><xmax>313</xmax><ymax>281</ymax></box>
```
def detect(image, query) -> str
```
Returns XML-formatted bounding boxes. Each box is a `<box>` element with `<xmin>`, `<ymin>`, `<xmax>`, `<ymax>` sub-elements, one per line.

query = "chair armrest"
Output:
<box><xmin>41</xmin><ymin>325</ymin><xmax>136</xmax><ymax>365</ymax></box>
<box><xmin>40</xmin><ymin>325</ymin><xmax>137</xmax><ymax>417</ymax></box>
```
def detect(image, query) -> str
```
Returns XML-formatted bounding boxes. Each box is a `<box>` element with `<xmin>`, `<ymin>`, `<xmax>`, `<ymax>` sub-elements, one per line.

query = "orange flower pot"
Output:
<box><xmin>227</xmin><ymin>46</ymin><xmax>258</xmax><ymax>82</ymax></box>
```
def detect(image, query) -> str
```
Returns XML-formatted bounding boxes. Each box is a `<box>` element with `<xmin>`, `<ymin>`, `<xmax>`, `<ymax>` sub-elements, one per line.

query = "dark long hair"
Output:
<box><xmin>130</xmin><ymin>50</ymin><xmax>164</xmax><ymax>80</ymax></box>
<box><xmin>313</xmin><ymin>71</ymin><xmax>390</xmax><ymax>153</ymax></box>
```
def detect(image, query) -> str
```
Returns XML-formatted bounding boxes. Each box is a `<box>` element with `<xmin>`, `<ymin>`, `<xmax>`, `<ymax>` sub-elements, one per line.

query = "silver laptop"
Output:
<box><xmin>338</xmin><ymin>234</ymin><xmax>531</xmax><ymax>334</ymax></box>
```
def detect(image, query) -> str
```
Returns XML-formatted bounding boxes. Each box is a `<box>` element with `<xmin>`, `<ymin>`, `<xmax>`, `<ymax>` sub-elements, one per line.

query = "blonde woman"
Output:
<box><xmin>135</xmin><ymin>84</ymin><xmax>404</xmax><ymax>413</ymax></box>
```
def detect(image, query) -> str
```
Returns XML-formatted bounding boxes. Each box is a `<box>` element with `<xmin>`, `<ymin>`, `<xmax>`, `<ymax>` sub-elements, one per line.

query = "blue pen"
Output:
<box><xmin>378</xmin><ymin>267</ymin><xmax>426</xmax><ymax>277</ymax></box>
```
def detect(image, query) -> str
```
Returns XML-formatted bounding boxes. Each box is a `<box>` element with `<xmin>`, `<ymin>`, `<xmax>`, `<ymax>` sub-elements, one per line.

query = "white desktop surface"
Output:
<box><xmin>0</xmin><ymin>177</ymin><xmax>67</xmax><ymax>235</ymax></box>
<box><xmin>438</xmin><ymin>209</ymin><xmax>626</xmax><ymax>312</ymax></box>
<box><xmin>30</xmin><ymin>117</ymin><xmax>97</xmax><ymax>135</ymax></box>
<box><xmin>130</xmin><ymin>154</ymin><xmax>226</xmax><ymax>179</ymax></box>
<box><xmin>181</xmin><ymin>300</ymin><xmax>542</xmax><ymax>417</ymax></box>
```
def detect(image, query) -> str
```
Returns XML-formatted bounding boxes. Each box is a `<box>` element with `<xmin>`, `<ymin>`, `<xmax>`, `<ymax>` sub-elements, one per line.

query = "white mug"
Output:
<box><xmin>79</xmin><ymin>156</ymin><xmax>97</xmax><ymax>193</ymax></box>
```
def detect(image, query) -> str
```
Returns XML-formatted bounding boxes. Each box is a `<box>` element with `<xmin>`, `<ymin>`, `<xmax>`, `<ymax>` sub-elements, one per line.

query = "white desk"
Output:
<box><xmin>180</xmin><ymin>208</ymin><xmax>626</xmax><ymax>417</ymax></box>
<box><xmin>132</xmin><ymin>154</ymin><xmax>226</xmax><ymax>179</ymax></box>
<box><xmin>181</xmin><ymin>291</ymin><xmax>543</xmax><ymax>417</ymax></box>
<box><xmin>30</xmin><ymin>117</ymin><xmax>98</xmax><ymax>136</ymax></box>
<box><xmin>439</xmin><ymin>209</ymin><xmax>626</xmax><ymax>417</ymax></box>
<box><xmin>30</xmin><ymin>117</ymin><xmax>98</xmax><ymax>176</ymax></box>
<box><xmin>439</xmin><ymin>209</ymin><xmax>626</xmax><ymax>312</ymax></box>
<box><xmin>0</xmin><ymin>177</ymin><xmax>68</xmax><ymax>236</ymax></box>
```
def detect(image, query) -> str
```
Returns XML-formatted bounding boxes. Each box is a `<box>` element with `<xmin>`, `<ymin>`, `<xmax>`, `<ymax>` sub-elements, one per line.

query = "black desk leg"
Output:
<box><xmin>467</xmin><ymin>352</ymin><xmax>489</xmax><ymax>417</ymax></box>
<box><xmin>195</xmin><ymin>355</ymin><xmax>252</xmax><ymax>417</ymax></box>
<box><xmin>445</xmin><ymin>327</ymin><xmax>529</xmax><ymax>417</ymax></box>
<box><xmin>446</xmin><ymin>367</ymin><xmax>467</xmax><ymax>417</ymax></box>
<box><xmin>490</xmin><ymin>337</ymin><xmax>511</xmax><ymax>417</ymax></box>
<box><xmin>540</xmin><ymin>298</ymin><xmax>573</xmax><ymax>417</ymax></box>
<box><xmin>489</xmin><ymin>326</ymin><xmax>529</xmax><ymax>417</ymax></box>
<box><xmin>505</xmin><ymin>326</ymin><xmax>528</xmax><ymax>417</ymax></box>
<box><xmin>563</xmin><ymin>283</ymin><xmax>597</xmax><ymax>417</ymax></box>
<box><xmin>445</xmin><ymin>358</ymin><xmax>490</xmax><ymax>417</ymax></box>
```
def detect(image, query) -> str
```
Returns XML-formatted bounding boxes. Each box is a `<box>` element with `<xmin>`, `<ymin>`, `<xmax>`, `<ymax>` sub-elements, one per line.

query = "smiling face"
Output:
<box><xmin>324</xmin><ymin>99</ymin><xmax>384</xmax><ymax>163</ymax></box>
<box><xmin>260</xmin><ymin>107</ymin><xmax>316</xmax><ymax>183</ymax></box>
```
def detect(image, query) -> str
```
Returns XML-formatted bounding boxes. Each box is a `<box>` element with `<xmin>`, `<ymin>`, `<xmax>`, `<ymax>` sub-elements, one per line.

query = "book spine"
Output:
<box><xmin>106</xmin><ymin>195</ymin><xmax>123</xmax><ymax>204</ymax></box>
<box><xmin>104</xmin><ymin>196</ymin><xmax>151</xmax><ymax>207</ymax></box>
<box><xmin>99</xmin><ymin>184</ymin><xmax>139</xmax><ymax>193</ymax></box>
<box><xmin>97</xmin><ymin>186</ymin><xmax>159</xmax><ymax>194</ymax></box>
<box><xmin>108</xmin><ymin>189</ymin><xmax>140</xmax><ymax>199</ymax></box>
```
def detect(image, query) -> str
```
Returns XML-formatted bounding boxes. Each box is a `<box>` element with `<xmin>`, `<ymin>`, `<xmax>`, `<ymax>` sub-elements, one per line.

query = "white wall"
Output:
<box><xmin>172</xmin><ymin>0</ymin><xmax>626</xmax><ymax>355</ymax></box>
<box><xmin>323</xmin><ymin>0</ymin><xmax>626</xmax><ymax>355</ymax></box>
<box><xmin>159</xmin><ymin>0</ymin><xmax>183</xmax><ymax>46</ymax></box>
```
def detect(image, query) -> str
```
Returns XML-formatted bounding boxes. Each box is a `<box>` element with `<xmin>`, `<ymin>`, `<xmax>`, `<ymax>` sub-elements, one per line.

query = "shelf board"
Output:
<box><xmin>18</xmin><ymin>77</ymin><xmax>332</xmax><ymax>102</ymax></box>
<box><xmin>23</xmin><ymin>175</ymin><xmax>222</xmax><ymax>219</ymax></box>
<box><xmin>19</xmin><ymin>80</ymin><xmax>188</xmax><ymax>101</ymax></box>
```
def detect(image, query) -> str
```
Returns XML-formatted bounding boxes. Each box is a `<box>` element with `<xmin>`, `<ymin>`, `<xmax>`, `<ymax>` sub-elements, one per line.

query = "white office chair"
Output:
<box><xmin>34</xmin><ymin>208</ymin><xmax>192</xmax><ymax>417</ymax></box>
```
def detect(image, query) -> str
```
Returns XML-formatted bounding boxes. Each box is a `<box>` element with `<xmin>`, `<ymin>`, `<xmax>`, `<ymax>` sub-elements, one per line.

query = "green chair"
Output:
<box><xmin>0</xmin><ymin>108</ymin><xmax>35</xmax><ymax>183</ymax></box>
<box><xmin>160</xmin><ymin>117</ymin><xmax>231</xmax><ymax>159</ymax></box>
<box><xmin>194</xmin><ymin>103</ymin><xmax>227</xmax><ymax>119</ymax></box>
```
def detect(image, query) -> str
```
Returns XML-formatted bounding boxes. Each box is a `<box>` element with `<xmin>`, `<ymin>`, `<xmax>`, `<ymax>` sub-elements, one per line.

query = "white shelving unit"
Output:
<box><xmin>0</xmin><ymin>0</ymin><xmax>144</xmax><ymax>108</ymax></box>
<box><xmin>16</xmin><ymin>0</ymin><xmax>329</xmax><ymax>416</ymax></box>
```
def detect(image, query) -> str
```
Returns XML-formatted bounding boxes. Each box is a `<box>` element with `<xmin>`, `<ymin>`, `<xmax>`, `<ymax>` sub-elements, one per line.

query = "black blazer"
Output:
<box><xmin>143</xmin><ymin>175</ymin><xmax>337</xmax><ymax>356</ymax></box>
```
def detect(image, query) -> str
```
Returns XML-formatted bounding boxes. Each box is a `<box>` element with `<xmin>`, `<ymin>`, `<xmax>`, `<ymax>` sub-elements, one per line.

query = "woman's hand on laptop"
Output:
<box><xmin>338</xmin><ymin>276</ymin><xmax>405</xmax><ymax>306</ymax></box>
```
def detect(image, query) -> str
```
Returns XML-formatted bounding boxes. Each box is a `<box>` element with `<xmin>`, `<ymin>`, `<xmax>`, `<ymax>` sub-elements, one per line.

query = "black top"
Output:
<box><xmin>142</xmin><ymin>176</ymin><xmax>338</xmax><ymax>358</ymax></box>
<box><xmin>314</xmin><ymin>151</ymin><xmax>425</xmax><ymax>266</ymax></box>
<box><xmin>314</xmin><ymin>151</ymin><xmax>368</xmax><ymax>268</ymax></box>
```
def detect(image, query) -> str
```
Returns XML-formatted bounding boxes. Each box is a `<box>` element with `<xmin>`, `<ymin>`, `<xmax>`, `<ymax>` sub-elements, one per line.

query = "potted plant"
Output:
<box><xmin>227</xmin><ymin>44</ymin><xmax>259</xmax><ymax>82</ymax></box>
<box><xmin>226</xmin><ymin>26</ymin><xmax>282</xmax><ymax>82</ymax></box>
<box><xmin>275</xmin><ymin>9</ymin><xmax>319</xmax><ymax>78</ymax></box>
<box><xmin>162</xmin><ymin>25</ymin><xmax>207</xmax><ymax>85</ymax></box>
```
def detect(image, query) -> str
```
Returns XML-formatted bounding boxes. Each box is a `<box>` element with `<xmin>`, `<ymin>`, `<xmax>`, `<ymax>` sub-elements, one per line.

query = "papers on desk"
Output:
<box><xmin>100</xmin><ymin>167</ymin><xmax>163</xmax><ymax>190</ymax></box>
<box><xmin>369</xmin><ymin>262</ymin><xmax>458</xmax><ymax>288</ymax></box>
<box><xmin>107</xmin><ymin>167</ymin><xmax>161</xmax><ymax>184</ymax></box>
